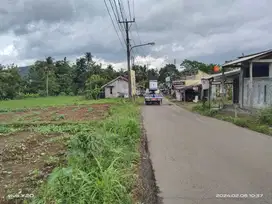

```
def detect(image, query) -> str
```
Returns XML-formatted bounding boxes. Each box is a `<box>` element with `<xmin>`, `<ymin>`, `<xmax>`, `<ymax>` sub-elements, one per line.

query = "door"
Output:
<box><xmin>233</xmin><ymin>77</ymin><xmax>239</xmax><ymax>104</ymax></box>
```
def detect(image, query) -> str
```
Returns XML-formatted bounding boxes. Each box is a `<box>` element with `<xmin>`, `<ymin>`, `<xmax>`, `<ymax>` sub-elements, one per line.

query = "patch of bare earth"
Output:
<box><xmin>0</xmin><ymin>104</ymin><xmax>110</xmax><ymax>123</ymax></box>
<box><xmin>0</xmin><ymin>131</ymin><xmax>68</xmax><ymax>204</ymax></box>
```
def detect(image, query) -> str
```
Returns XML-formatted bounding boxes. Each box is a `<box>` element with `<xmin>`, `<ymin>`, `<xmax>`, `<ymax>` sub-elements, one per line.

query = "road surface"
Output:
<box><xmin>142</xmin><ymin>100</ymin><xmax>272</xmax><ymax>204</ymax></box>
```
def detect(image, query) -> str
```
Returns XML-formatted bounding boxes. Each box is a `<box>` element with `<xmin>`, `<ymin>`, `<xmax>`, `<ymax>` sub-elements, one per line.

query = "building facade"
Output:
<box><xmin>101</xmin><ymin>76</ymin><xmax>129</xmax><ymax>98</ymax></box>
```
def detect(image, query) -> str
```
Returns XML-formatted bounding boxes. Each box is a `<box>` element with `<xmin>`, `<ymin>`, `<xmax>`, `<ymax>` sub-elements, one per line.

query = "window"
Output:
<box><xmin>244</xmin><ymin>63</ymin><xmax>269</xmax><ymax>77</ymax></box>
<box><xmin>110</xmin><ymin>87</ymin><xmax>113</xmax><ymax>94</ymax></box>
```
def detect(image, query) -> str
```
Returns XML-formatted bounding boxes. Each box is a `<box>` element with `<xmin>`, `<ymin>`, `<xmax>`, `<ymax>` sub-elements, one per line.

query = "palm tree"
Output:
<box><xmin>85</xmin><ymin>52</ymin><xmax>93</xmax><ymax>63</ymax></box>
<box><xmin>85</xmin><ymin>52</ymin><xmax>93</xmax><ymax>74</ymax></box>
<box><xmin>45</xmin><ymin>56</ymin><xmax>54</xmax><ymax>96</ymax></box>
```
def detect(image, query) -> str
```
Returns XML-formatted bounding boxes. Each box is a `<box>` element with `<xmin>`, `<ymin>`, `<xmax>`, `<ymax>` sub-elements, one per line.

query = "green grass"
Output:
<box><xmin>28</xmin><ymin>100</ymin><xmax>141</xmax><ymax>204</ymax></box>
<box><xmin>190</xmin><ymin>104</ymin><xmax>272</xmax><ymax>136</ymax></box>
<box><xmin>0</xmin><ymin>96</ymin><xmax>125</xmax><ymax>109</ymax></box>
<box><xmin>0</xmin><ymin>125</ymin><xmax>19</xmax><ymax>135</ymax></box>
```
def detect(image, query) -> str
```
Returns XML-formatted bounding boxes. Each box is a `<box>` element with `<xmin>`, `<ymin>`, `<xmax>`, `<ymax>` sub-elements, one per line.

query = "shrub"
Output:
<box><xmin>251</xmin><ymin>124</ymin><xmax>270</xmax><ymax>135</ymax></box>
<box><xmin>38</xmin><ymin>90</ymin><xmax>47</xmax><ymax>97</ymax></box>
<box><xmin>59</xmin><ymin>92</ymin><xmax>66</xmax><ymax>96</ymax></box>
<box><xmin>32</xmin><ymin>103</ymin><xmax>141</xmax><ymax>204</ymax></box>
<box><xmin>256</xmin><ymin>107</ymin><xmax>272</xmax><ymax>125</ymax></box>
<box><xmin>192</xmin><ymin>104</ymin><xmax>218</xmax><ymax>117</ymax></box>
<box><xmin>68</xmin><ymin>92</ymin><xmax>75</xmax><ymax>96</ymax></box>
<box><xmin>232</xmin><ymin>118</ymin><xmax>249</xmax><ymax>128</ymax></box>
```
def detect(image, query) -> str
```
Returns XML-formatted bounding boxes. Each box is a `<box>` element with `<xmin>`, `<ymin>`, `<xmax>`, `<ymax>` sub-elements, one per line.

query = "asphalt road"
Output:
<box><xmin>142</xmin><ymin>99</ymin><xmax>272</xmax><ymax>204</ymax></box>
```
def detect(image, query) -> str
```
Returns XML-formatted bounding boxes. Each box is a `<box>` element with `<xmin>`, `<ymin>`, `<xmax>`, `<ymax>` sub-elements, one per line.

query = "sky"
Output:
<box><xmin>0</xmin><ymin>0</ymin><xmax>272</xmax><ymax>70</ymax></box>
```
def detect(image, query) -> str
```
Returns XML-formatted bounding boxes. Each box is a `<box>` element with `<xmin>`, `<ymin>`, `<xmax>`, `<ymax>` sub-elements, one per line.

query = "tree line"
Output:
<box><xmin>0</xmin><ymin>52</ymin><xmax>220</xmax><ymax>100</ymax></box>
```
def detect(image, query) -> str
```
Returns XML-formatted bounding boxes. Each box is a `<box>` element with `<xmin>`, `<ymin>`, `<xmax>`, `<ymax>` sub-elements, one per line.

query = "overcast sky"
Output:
<box><xmin>0</xmin><ymin>0</ymin><xmax>272</xmax><ymax>69</ymax></box>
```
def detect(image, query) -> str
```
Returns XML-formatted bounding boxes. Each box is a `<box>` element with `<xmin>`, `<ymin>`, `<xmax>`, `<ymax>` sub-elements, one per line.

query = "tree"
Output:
<box><xmin>103</xmin><ymin>65</ymin><xmax>118</xmax><ymax>80</ymax></box>
<box><xmin>74</xmin><ymin>57</ymin><xmax>88</xmax><ymax>94</ymax></box>
<box><xmin>0</xmin><ymin>64</ymin><xmax>22</xmax><ymax>100</ymax></box>
<box><xmin>85</xmin><ymin>52</ymin><xmax>93</xmax><ymax>64</ymax></box>
<box><xmin>85</xmin><ymin>75</ymin><xmax>106</xmax><ymax>99</ymax></box>
<box><xmin>27</xmin><ymin>61</ymin><xmax>47</xmax><ymax>94</ymax></box>
<box><xmin>180</xmin><ymin>59</ymin><xmax>217</xmax><ymax>75</ymax></box>
<box><xmin>55</xmin><ymin>59</ymin><xmax>73</xmax><ymax>95</ymax></box>
<box><xmin>158</xmin><ymin>64</ymin><xmax>179</xmax><ymax>83</ymax></box>
<box><xmin>85</xmin><ymin>52</ymin><xmax>93</xmax><ymax>75</ymax></box>
<box><xmin>45</xmin><ymin>56</ymin><xmax>54</xmax><ymax>96</ymax></box>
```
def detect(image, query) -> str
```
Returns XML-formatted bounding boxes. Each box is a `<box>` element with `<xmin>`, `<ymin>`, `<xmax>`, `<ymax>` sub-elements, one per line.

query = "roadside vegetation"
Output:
<box><xmin>0</xmin><ymin>96</ymin><xmax>124</xmax><ymax>109</ymax></box>
<box><xmin>0</xmin><ymin>97</ymin><xmax>143</xmax><ymax>204</ymax></box>
<box><xmin>168</xmin><ymin>98</ymin><xmax>272</xmax><ymax>135</ymax></box>
<box><xmin>189</xmin><ymin>103</ymin><xmax>272</xmax><ymax>135</ymax></box>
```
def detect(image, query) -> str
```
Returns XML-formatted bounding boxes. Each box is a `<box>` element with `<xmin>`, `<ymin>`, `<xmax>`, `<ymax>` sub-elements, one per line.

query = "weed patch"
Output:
<box><xmin>189</xmin><ymin>103</ymin><xmax>272</xmax><ymax>136</ymax></box>
<box><xmin>31</xmin><ymin>103</ymin><xmax>141</xmax><ymax>204</ymax></box>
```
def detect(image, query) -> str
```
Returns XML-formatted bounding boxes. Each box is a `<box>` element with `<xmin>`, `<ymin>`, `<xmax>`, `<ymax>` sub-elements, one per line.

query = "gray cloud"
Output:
<box><xmin>1</xmin><ymin>0</ymin><xmax>272</xmax><ymax>67</ymax></box>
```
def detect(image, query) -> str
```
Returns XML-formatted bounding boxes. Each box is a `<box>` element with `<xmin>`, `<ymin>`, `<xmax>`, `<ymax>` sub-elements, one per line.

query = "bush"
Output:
<box><xmin>59</xmin><ymin>92</ymin><xmax>66</xmax><ymax>96</ymax></box>
<box><xmin>256</xmin><ymin>107</ymin><xmax>272</xmax><ymax>125</ymax></box>
<box><xmin>32</xmin><ymin>103</ymin><xmax>141</xmax><ymax>204</ymax></box>
<box><xmin>84</xmin><ymin>87</ymin><xmax>101</xmax><ymax>100</ymax></box>
<box><xmin>15</xmin><ymin>93</ymin><xmax>40</xmax><ymax>99</ymax></box>
<box><xmin>251</xmin><ymin>124</ymin><xmax>270</xmax><ymax>134</ymax></box>
<box><xmin>232</xmin><ymin>118</ymin><xmax>249</xmax><ymax>128</ymax></box>
<box><xmin>68</xmin><ymin>92</ymin><xmax>75</xmax><ymax>96</ymax></box>
<box><xmin>38</xmin><ymin>90</ymin><xmax>47</xmax><ymax>97</ymax></box>
<box><xmin>192</xmin><ymin>104</ymin><xmax>218</xmax><ymax>117</ymax></box>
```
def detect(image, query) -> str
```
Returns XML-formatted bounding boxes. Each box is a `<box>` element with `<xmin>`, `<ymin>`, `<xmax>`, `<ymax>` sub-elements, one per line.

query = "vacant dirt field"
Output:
<box><xmin>0</xmin><ymin>131</ymin><xmax>69</xmax><ymax>203</ymax></box>
<box><xmin>0</xmin><ymin>102</ymin><xmax>111</xmax><ymax>203</ymax></box>
<box><xmin>0</xmin><ymin>104</ymin><xmax>110</xmax><ymax>124</ymax></box>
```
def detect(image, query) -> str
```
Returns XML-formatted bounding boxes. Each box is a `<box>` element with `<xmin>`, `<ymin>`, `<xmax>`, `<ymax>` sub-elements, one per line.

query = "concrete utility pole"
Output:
<box><xmin>131</xmin><ymin>56</ymin><xmax>135</xmax><ymax>67</ymax></box>
<box><xmin>119</xmin><ymin>18</ymin><xmax>135</xmax><ymax>98</ymax></box>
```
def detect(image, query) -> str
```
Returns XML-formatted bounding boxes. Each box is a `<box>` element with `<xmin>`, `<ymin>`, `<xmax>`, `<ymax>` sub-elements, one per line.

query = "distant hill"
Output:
<box><xmin>18</xmin><ymin>66</ymin><xmax>30</xmax><ymax>77</ymax></box>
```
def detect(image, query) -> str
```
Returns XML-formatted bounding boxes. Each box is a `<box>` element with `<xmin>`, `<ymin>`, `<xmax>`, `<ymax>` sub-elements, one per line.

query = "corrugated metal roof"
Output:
<box><xmin>185</xmin><ymin>80</ymin><xmax>201</xmax><ymax>86</ymax></box>
<box><xmin>101</xmin><ymin>76</ymin><xmax>128</xmax><ymax>88</ymax></box>
<box><xmin>222</xmin><ymin>50</ymin><xmax>272</xmax><ymax>67</ymax></box>
<box><xmin>201</xmin><ymin>69</ymin><xmax>240</xmax><ymax>80</ymax></box>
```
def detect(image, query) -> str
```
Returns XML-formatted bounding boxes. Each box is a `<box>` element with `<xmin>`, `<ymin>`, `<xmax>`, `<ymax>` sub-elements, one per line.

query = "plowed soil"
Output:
<box><xmin>0</xmin><ymin>104</ymin><xmax>110</xmax><ymax>123</ymax></box>
<box><xmin>0</xmin><ymin>131</ymin><xmax>68</xmax><ymax>203</ymax></box>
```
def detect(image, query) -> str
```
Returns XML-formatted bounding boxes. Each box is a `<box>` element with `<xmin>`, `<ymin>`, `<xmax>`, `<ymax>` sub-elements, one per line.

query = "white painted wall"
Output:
<box><xmin>243</xmin><ymin>78</ymin><xmax>272</xmax><ymax>108</ymax></box>
<box><xmin>105</xmin><ymin>79</ymin><xmax>128</xmax><ymax>98</ymax></box>
<box><xmin>211</xmin><ymin>85</ymin><xmax>217</xmax><ymax>99</ymax></box>
<box><xmin>175</xmin><ymin>90</ymin><xmax>182</xmax><ymax>101</ymax></box>
<box><xmin>269</xmin><ymin>63</ymin><xmax>272</xmax><ymax>77</ymax></box>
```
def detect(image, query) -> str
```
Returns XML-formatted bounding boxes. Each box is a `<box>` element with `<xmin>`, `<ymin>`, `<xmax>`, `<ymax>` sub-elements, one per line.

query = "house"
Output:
<box><xmin>201</xmin><ymin>69</ymin><xmax>241</xmax><ymax>104</ymax></box>
<box><xmin>172</xmin><ymin>70</ymin><xmax>210</xmax><ymax>101</ymax></box>
<box><xmin>172</xmin><ymin>80</ymin><xmax>185</xmax><ymax>101</ymax></box>
<box><xmin>101</xmin><ymin>76</ymin><xmax>129</xmax><ymax>98</ymax></box>
<box><xmin>202</xmin><ymin>49</ymin><xmax>272</xmax><ymax>109</ymax></box>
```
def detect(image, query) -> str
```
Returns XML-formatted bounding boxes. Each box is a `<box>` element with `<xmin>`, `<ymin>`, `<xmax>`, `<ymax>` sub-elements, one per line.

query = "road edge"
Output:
<box><xmin>136</xmin><ymin>113</ymin><xmax>163</xmax><ymax>204</ymax></box>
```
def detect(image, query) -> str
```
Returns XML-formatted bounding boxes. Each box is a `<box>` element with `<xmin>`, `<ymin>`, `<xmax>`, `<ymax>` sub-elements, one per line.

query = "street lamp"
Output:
<box><xmin>131</xmin><ymin>42</ymin><xmax>155</xmax><ymax>67</ymax></box>
<box><xmin>130</xmin><ymin>42</ymin><xmax>155</xmax><ymax>52</ymax></box>
<box><xmin>128</xmin><ymin>42</ymin><xmax>155</xmax><ymax>99</ymax></box>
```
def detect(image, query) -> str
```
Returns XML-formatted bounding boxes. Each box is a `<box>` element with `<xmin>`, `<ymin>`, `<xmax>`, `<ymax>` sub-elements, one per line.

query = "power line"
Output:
<box><xmin>117</xmin><ymin>0</ymin><xmax>126</xmax><ymax>20</ymax></box>
<box><xmin>134</xmin><ymin>22</ymin><xmax>142</xmax><ymax>44</ymax></box>
<box><xmin>131</xmin><ymin>22</ymin><xmax>149</xmax><ymax>67</ymax></box>
<box><xmin>104</xmin><ymin>0</ymin><xmax>126</xmax><ymax>51</ymax></box>
<box><xmin>112</xmin><ymin>0</ymin><xmax>121</xmax><ymax>21</ymax></box>
<box><xmin>132</xmin><ymin>0</ymin><xmax>135</xmax><ymax>19</ymax></box>
<box><xmin>108</xmin><ymin>0</ymin><xmax>126</xmax><ymax>43</ymax></box>
<box><xmin>127</xmin><ymin>0</ymin><xmax>132</xmax><ymax>21</ymax></box>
